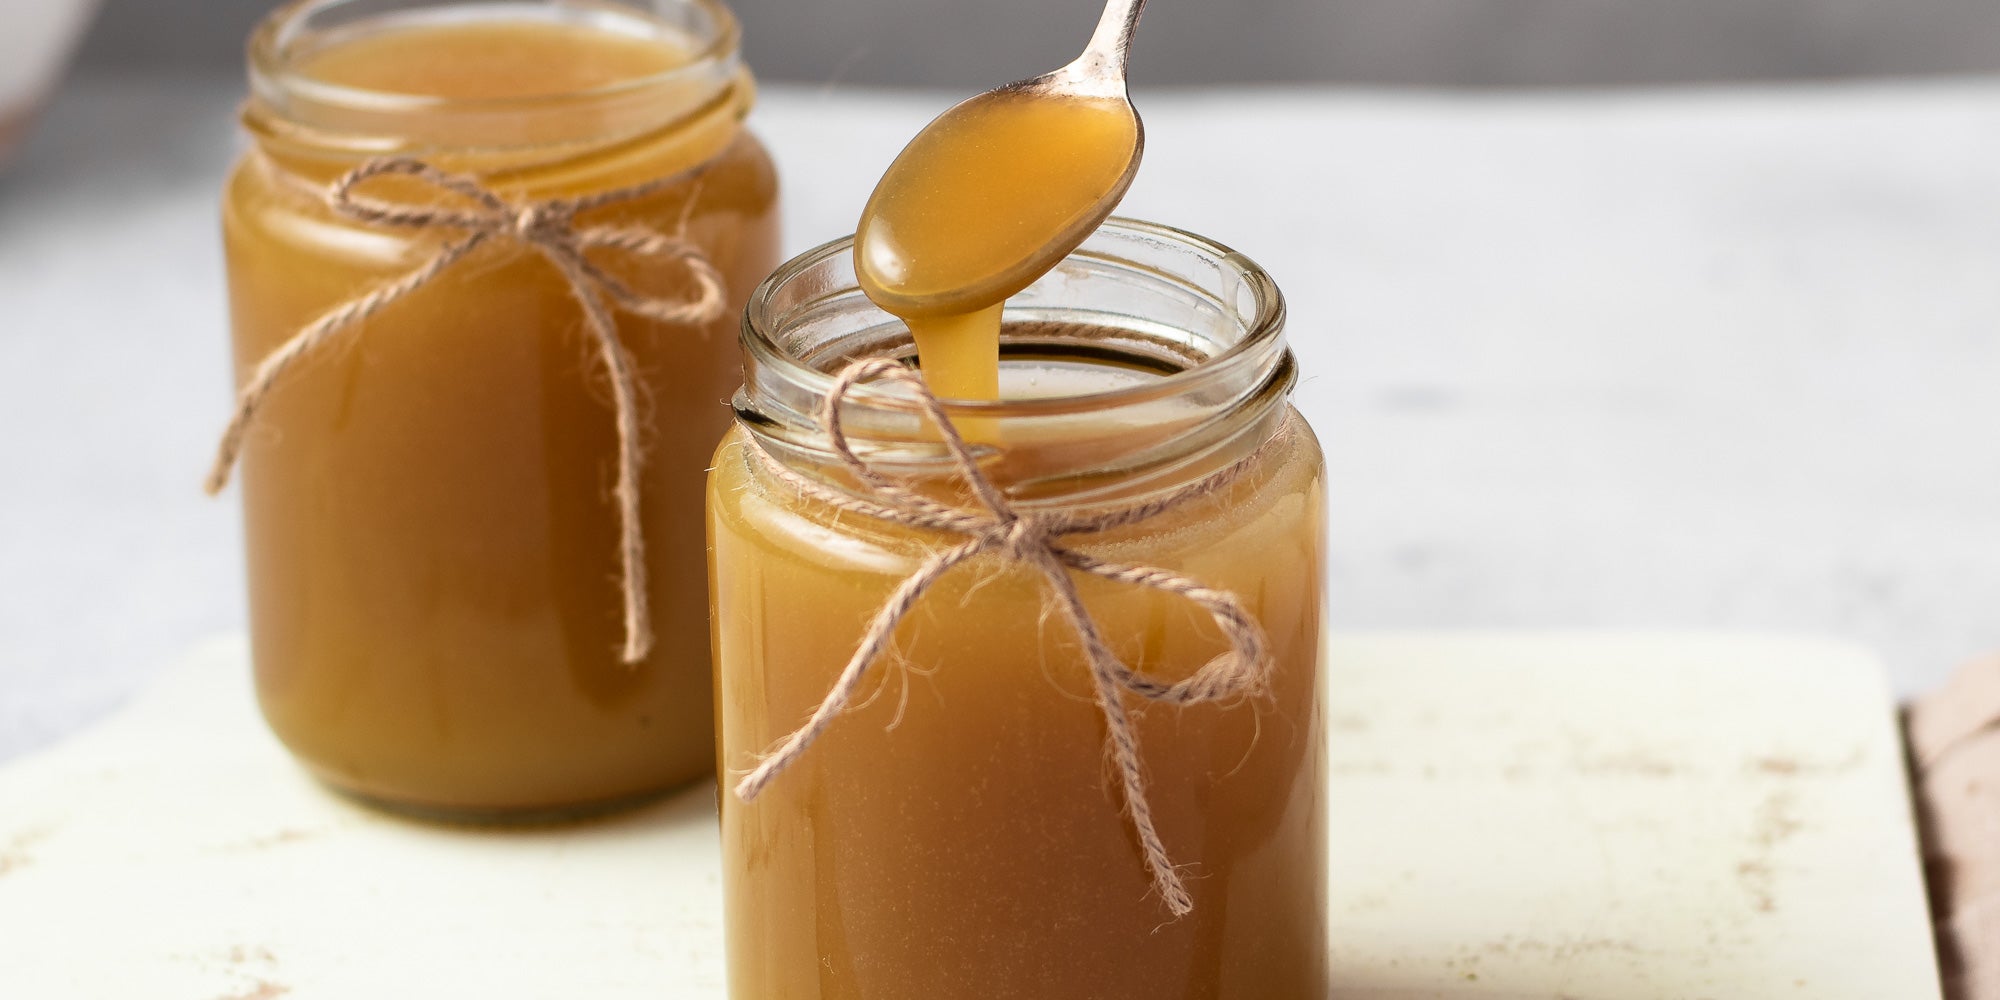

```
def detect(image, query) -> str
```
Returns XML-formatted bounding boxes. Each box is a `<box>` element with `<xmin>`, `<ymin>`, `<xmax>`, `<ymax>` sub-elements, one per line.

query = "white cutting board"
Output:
<box><xmin>0</xmin><ymin>634</ymin><xmax>1941</xmax><ymax>999</ymax></box>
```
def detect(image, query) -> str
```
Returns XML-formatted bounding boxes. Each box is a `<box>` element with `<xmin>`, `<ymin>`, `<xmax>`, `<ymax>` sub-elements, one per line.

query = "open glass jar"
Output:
<box><xmin>709</xmin><ymin>220</ymin><xmax>1328</xmax><ymax>998</ymax></box>
<box><xmin>220</xmin><ymin>0</ymin><xmax>780</xmax><ymax>818</ymax></box>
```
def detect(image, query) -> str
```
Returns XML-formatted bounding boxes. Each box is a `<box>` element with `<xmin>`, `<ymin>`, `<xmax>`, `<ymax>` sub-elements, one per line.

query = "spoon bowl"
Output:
<box><xmin>853</xmin><ymin>0</ymin><xmax>1148</xmax><ymax>319</ymax></box>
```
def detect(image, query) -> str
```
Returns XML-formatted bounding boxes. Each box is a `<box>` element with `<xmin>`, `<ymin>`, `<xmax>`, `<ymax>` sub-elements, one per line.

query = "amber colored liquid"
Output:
<box><xmin>718</xmin><ymin>73</ymin><xmax>1323</xmax><ymax>997</ymax></box>
<box><xmin>710</xmin><ymin>396</ymin><xmax>1328</xmax><ymax>998</ymax></box>
<box><xmin>855</xmin><ymin>90</ymin><xmax>1139</xmax><ymax>401</ymax></box>
<box><xmin>297</xmin><ymin>20</ymin><xmax>689</xmax><ymax>98</ymax></box>
<box><xmin>223</xmin><ymin>18</ymin><xmax>780</xmax><ymax>815</ymax></box>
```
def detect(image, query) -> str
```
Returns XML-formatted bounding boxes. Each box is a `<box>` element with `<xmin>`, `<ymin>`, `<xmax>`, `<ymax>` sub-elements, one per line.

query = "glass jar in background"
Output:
<box><xmin>709</xmin><ymin>220</ymin><xmax>1328</xmax><ymax>998</ymax></box>
<box><xmin>220</xmin><ymin>0</ymin><xmax>780</xmax><ymax>818</ymax></box>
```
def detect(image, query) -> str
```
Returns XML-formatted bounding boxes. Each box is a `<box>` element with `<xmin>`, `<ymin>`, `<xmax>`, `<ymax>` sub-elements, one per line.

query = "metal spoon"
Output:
<box><xmin>854</xmin><ymin>0</ymin><xmax>1149</xmax><ymax>319</ymax></box>
<box><xmin>1020</xmin><ymin>0</ymin><xmax>1148</xmax><ymax>101</ymax></box>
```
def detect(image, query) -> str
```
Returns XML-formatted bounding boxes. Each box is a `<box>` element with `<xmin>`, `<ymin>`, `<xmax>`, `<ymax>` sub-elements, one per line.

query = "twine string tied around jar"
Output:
<box><xmin>205</xmin><ymin>156</ymin><xmax>730</xmax><ymax>664</ymax></box>
<box><xmin>735</xmin><ymin>357</ymin><xmax>1277</xmax><ymax>917</ymax></box>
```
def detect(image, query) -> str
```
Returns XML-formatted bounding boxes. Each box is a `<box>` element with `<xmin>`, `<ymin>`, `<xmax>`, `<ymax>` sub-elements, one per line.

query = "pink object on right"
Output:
<box><xmin>1908</xmin><ymin>654</ymin><xmax>2000</xmax><ymax>1000</ymax></box>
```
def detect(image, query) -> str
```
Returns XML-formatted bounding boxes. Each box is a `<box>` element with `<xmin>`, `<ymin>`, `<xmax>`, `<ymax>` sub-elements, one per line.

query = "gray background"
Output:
<box><xmin>76</xmin><ymin>0</ymin><xmax>2000</xmax><ymax>85</ymax></box>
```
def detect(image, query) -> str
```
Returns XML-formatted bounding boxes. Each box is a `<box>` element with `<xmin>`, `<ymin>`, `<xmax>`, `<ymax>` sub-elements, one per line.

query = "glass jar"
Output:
<box><xmin>709</xmin><ymin>220</ymin><xmax>1328</xmax><ymax>998</ymax></box>
<box><xmin>220</xmin><ymin>0</ymin><xmax>780</xmax><ymax>818</ymax></box>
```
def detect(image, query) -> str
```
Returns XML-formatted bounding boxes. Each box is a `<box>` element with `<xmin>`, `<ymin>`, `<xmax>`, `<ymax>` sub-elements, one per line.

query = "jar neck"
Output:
<box><xmin>737</xmin><ymin>220</ymin><xmax>1296</xmax><ymax>509</ymax></box>
<box><xmin>243</xmin><ymin>0</ymin><xmax>751</xmax><ymax>189</ymax></box>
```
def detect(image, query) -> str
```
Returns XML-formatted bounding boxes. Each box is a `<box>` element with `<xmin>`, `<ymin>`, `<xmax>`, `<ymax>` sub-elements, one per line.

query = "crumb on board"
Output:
<box><xmin>0</xmin><ymin>826</ymin><xmax>54</xmax><ymax>878</ymax></box>
<box><xmin>216</xmin><ymin>981</ymin><xmax>289</xmax><ymax>1000</ymax></box>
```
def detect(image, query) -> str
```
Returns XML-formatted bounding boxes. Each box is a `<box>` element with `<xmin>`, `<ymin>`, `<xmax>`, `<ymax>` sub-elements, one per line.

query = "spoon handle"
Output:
<box><xmin>1076</xmin><ymin>0</ymin><xmax>1147</xmax><ymax>83</ymax></box>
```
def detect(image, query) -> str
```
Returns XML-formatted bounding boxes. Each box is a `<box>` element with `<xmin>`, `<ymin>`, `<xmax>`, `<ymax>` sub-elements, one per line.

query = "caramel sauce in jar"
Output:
<box><xmin>222</xmin><ymin>0</ymin><xmax>779</xmax><ymax>817</ymax></box>
<box><xmin>710</xmin><ymin>226</ymin><xmax>1329</xmax><ymax>998</ymax></box>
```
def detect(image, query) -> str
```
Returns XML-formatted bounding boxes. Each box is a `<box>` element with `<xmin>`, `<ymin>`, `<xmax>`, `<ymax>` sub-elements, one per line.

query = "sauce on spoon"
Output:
<box><xmin>853</xmin><ymin>2</ymin><xmax>1146</xmax><ymax>403</ymax></box>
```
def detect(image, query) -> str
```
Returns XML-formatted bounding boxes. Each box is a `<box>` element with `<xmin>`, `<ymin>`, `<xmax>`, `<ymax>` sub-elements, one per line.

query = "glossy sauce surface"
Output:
<box><xmin>224</xmin><ymin>16</ymin><xmax>780</xmax><ymax>814</ymax></box>
<box><xmin>854</xmin><ymin>90</ymin><xmax>1138</xmax><ymax>401</ymax></box>
<box><xmin>297</xmin><ymin>20</ymin><xmax>689</xmax><ymax>98</ymax></box>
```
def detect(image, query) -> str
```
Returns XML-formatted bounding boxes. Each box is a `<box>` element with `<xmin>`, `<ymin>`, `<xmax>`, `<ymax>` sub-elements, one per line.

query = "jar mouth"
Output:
<box><xmin>245</xmin><ymin>0</ymin><xmax>747</xmax><ymax>158</ymax></box>
<box><xmin>736</xmin><ymin>218</ymin><xmax>1294</xmax><ymax>500</ymax></box>
<box><xmin>250</xmin><ymin>0</ymin><xmax>742</xmax><ymax>114</ymax></box>
<box><xmin>740</xmin><ymin>217</ymin><xmax>1289</xmax><ymax>424</ymax></box>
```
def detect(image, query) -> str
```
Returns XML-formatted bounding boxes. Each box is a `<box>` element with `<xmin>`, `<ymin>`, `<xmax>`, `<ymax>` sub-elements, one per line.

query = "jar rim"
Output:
<box><xmin>740</xmin><ymin>217</ymin><xmax>1290</xmax><ymax>423</ymax></box>
<box><xmin>249</xmin><ymin>0</ymin><xmax>743</xmax><ymax>116</ymax></box>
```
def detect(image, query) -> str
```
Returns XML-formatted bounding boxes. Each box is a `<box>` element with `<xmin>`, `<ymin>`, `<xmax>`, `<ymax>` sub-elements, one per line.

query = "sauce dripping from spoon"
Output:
<box><xmin>854</xmin><ymin>0</ymin><xmax>1147</xmax><ymax>404</ymax></box>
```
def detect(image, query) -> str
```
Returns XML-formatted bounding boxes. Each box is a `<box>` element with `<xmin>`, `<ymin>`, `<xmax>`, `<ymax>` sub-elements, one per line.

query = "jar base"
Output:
<box><xmin>313</xmin><ymin>774</ymin><xmax>691</xmax><ymax>826</ymax></box>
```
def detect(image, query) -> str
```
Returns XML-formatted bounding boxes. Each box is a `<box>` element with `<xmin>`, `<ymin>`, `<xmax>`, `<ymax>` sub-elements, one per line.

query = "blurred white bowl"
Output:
<box><xmin>0</xmin><ymin>0</ymin><xmax>99</xmax><ymax>162</ymax></box>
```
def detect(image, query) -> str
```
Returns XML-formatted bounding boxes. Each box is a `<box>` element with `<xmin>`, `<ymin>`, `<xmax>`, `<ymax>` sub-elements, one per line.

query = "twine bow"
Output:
<box><xmin>205</xmin><ymin>156</ymin><xmax>730</xmax><ymax>664</ymax></box>
<box><xmin>735</xmin><ymin>358</ymin><xmax>1275</xmax><ymax>917</ymax></box>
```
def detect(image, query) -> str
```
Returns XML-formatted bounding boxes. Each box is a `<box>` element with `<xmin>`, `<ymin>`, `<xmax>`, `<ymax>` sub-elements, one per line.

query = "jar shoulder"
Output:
<box><xmin>223</xmin><ymin>125</ymin><xmax>782</xmax><ymax>270</ymax></box>
<box><xmin>709</xmin><ymin>410</ymin><xmax>1325</xmax><ymax>579</ymax></box>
